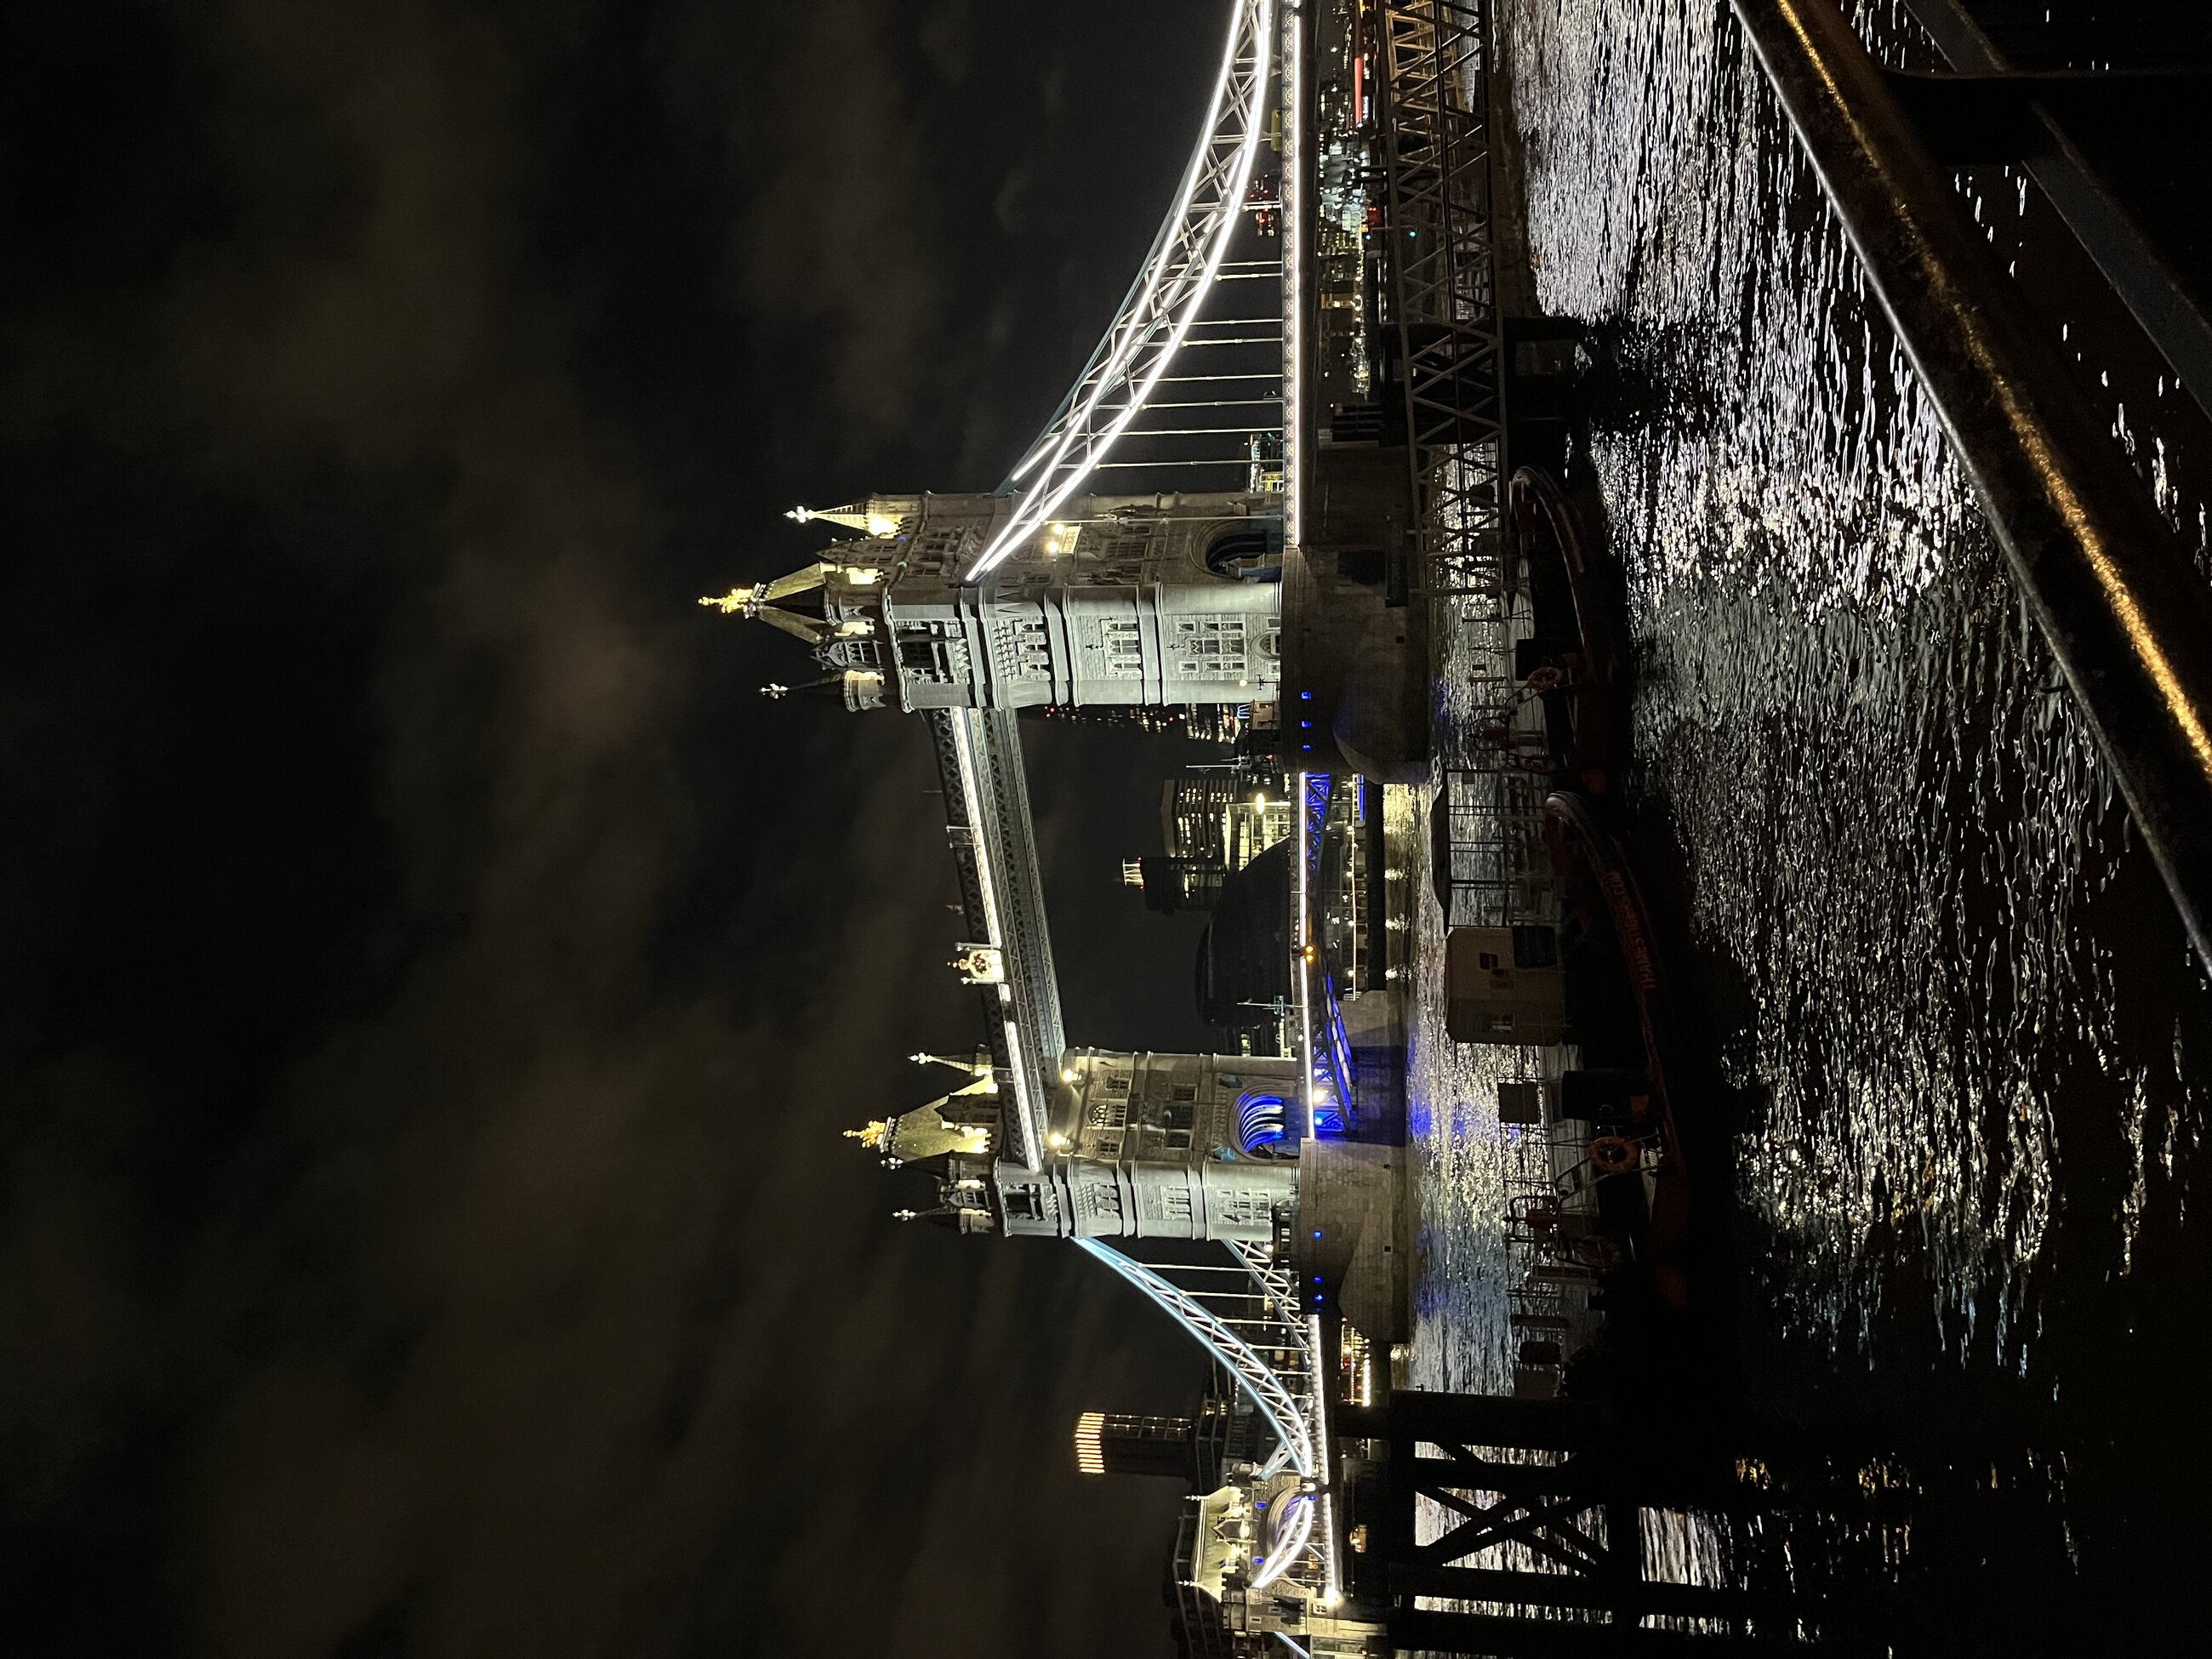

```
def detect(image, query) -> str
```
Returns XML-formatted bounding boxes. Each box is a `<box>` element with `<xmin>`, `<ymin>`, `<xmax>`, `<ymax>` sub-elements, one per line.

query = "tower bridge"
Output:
<box><xmin>707</xmin><ymin>0</ymin><xmax>1525</xmax><ymax>1642</ymax></box>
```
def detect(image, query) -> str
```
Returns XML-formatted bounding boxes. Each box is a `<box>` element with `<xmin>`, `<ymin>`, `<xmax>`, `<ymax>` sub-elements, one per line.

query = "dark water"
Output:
<box><xmin>1408</xmin><ymin>1</ymin><xmax>2212</xmax><ymax>1644</ymax></box>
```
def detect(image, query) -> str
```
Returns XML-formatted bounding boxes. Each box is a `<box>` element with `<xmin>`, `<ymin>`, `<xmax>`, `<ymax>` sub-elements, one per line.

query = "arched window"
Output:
<box><xmin>1204</xmin><ymin>524</ymin><xmax>1282</xmax><ymax>582</ymax></box>
<box><xmin>1236</xmin><ymin>1091</ymin><xmax>1345</xmax><ymax>1151</ymax></box>
<box><xmin>1236</xmin><ymin>1092</ymin><xmax>1292</xmax><ymax>1155</ymax></box>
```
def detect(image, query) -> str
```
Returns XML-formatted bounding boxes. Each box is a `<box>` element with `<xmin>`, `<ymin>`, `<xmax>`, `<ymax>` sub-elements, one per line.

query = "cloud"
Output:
<box><xmin>921</xmin><ymin>0</ymin><xmax>977</xmax><ymax>84</ymax></box>
<box><xmin>657</xmin><ymin>0</ymin><xmax>942</xmax><ymax>440</ymax></box>
<box><xmin>3</xmin><ymin>4</ymin><xmax>1205</xmax><ymax>1655</ymax></box>
<box><xmin>993</xmin><ymin>154</ymin><xmax>1039</xmax><ymax>237</ymax></box>
<box><xmin>167</xmin><ymin>738</ymin><xmax>973</xmax><ymax>1659</ymax></box>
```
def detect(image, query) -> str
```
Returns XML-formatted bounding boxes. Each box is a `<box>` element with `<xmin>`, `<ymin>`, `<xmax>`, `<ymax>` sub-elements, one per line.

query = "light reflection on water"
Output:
<box><xmin>1404</xmin><ymin>0</ymin><xmax>2212</xmax><ymax>1605</ymax></box>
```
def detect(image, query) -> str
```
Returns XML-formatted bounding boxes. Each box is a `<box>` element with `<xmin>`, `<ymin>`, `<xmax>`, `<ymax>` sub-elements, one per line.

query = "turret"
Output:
<box><xmin>843</xmin><ymin>1075</ymin><xmax>1000</xmax><ymax>1171</ymax></box>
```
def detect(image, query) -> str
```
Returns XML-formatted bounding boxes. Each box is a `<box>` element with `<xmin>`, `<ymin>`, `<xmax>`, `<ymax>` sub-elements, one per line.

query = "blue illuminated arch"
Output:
<box><xmin>1237</xmin><ymin>1091</ymin><xmax>1290</xmax><ymax>1153</ymax></box>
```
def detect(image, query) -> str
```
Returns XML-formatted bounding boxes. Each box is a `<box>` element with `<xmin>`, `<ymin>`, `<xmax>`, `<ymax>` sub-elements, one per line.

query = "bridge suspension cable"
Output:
<box><xmin>966</xmin><ymin>0</ymin><xmax>1277</xmax><ymax>579</ymax></box>
<box><xmin>1073</xmin><ymin>1236</ymin><xmax>1314</xmax><ymax>1477</ymax></box>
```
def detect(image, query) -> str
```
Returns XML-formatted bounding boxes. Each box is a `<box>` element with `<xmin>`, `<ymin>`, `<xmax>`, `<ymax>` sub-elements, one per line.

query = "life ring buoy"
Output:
<box><xmin>1588</xmin><ymin>1135</ymin><xmax>1639</xmax><ymax>1176</ymax></box>
<box><xmin>1526</xmin><ymin>664</ymin><xmax>1565</xmax><ymax>693</ymax></box>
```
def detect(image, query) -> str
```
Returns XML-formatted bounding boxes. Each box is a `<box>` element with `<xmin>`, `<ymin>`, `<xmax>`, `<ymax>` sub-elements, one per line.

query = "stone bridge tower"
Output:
<box><xmin>704</xmin><ymin>490</ymin><xmax>1284</xmax><ymax>712</ymax></box>
<box><xmin>854</xmin><ymin>1047</ymin><xmax>1305</xmax><ymax>1245</ymax></box>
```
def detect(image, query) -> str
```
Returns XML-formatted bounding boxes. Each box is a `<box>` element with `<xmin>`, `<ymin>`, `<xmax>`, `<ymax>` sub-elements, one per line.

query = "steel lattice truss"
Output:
<box><xmin>1373</xmin><ymin>0</ymin><xmax>1505</xmax><ymax>600</ymax></box>
<box><xmin>1228</xmin><ymin>1238</ymin><xmax>1303</xmax><ymax>1310</ymax></box>
<box><xmin>966</xmin><ymin>0</ymin><xmax>1277</xmax><ymax>579</ymax></box>
<box><xmin>1301</xmin><ymin>769</ymin><xmax>1334</xmax><ymax>880</ymax></box>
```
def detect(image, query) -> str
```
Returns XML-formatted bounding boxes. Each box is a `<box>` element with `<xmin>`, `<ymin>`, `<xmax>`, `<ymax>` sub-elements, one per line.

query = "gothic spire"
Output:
<box><xmin>787</xmin><ymin>503</ymin><xmax>904</xmax><ymax>538</ymax></box>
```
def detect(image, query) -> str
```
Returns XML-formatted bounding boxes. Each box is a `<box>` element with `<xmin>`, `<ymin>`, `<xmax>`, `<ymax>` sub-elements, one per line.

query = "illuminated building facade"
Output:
<box><xmin>1127</xmin><ymin>768</ymin><xmax>1300</xmax><ymax>914</ymax></box>
<box><xmin>705</xmin><ymin>490</ymin><xmax>1285</xmax><ymax>715</ymax></box>
<box><xmin>861</xmin><ymin>1047</ymin><xmax>1305</xmax><ymax>1244</ymax></box>
<box><xmin>1073</xmin><ymin>1409</ymin><xmax>1225</xmax><ymax>1483</ymax></box>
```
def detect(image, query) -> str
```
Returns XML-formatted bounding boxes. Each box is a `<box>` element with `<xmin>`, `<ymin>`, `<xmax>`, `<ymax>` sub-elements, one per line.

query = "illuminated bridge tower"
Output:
<box><xmin>856</xmin><ymin>1047</ymin><xmax>1306</xmax><ymax>1244</ymax></box>
<box><xmin>702</xmin><ymin>490</ymin><xmax>1284</xmax><ymax>714</ymax></box>
<box><xmin>993</xmin><ymin>1048</ymin><xmax>1303</xmax><ymax>1242</ymax></box>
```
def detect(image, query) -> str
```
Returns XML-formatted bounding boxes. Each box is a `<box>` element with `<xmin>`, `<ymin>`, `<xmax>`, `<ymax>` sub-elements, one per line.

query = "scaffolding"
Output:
<box><xmin>1370</xmin><ymin>0</ymin><xmax>1506</xmax><ymax>602</ymax></box>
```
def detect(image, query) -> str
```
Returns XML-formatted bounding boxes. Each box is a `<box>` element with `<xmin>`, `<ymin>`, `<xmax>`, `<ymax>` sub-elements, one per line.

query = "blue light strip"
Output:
<box><xmin>1315</xmin><ymin>963</ymin><xmax>1356</xmax><ymax>1120</ymax></box>
<box><xmin>1296</xmin><ymin>772</ymin><xmax>1345</xmax><ymax>1131</ymax></box>
<box><xmin>1302</xmin><ymin>770</ymin><xmax>1332</xmax><ymax>881</ymax></box>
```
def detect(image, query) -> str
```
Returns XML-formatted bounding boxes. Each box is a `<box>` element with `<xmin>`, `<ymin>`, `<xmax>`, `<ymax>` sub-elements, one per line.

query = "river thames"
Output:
<box><xmin>1409</xmin><ymin>0</ymin><xmax>2212</xmax><ymax>1641</ymax></box>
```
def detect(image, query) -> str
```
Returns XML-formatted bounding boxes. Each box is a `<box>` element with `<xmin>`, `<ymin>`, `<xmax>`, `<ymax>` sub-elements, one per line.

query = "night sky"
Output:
<box><xmin>3</xmin><ymin>3</ymin><xmax>1254</xmax><ymax>1652</ymax></box>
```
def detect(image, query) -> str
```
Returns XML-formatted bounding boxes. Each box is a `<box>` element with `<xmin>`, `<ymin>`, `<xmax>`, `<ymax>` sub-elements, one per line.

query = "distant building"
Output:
<box><xmin>1125</xmin><ymin>770</ymin><xmax>1297</xmax><ymax>915</ymax></box>
<box><xmin>1074</xmin><ymin>1410</ymin><xmax>1223</xmax><ymax>1484</ymax></box>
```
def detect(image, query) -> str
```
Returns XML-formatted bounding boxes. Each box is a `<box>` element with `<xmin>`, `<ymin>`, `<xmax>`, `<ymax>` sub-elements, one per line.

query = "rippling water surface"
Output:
<box><xmin>1405</xmin><ymin>0</ymin><xmax>2212</xmax><ymax>1627</ymax></box>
